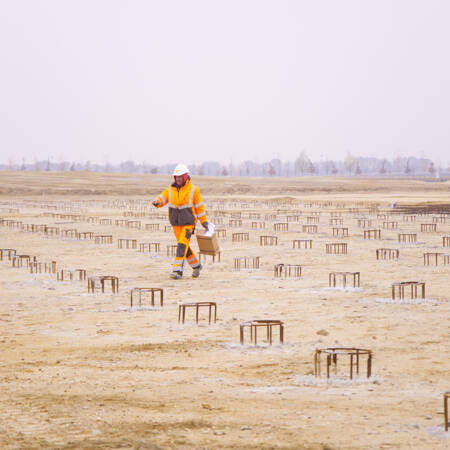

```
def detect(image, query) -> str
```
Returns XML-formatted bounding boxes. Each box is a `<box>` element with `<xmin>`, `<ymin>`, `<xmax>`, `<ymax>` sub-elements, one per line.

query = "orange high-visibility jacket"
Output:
<box><xmin>155</xmin><ymin>178</ymin><xmax>207</xmax><ymax>227</ymax></box>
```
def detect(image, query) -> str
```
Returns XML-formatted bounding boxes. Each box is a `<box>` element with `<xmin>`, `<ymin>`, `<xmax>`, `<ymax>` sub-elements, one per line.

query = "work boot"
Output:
<box><xmin>191</xmin><ymin>264</ymin><xmax>203</xmax><ymax>278</ymax></box>
<box><xmin>170</xmin><ymin>271</ymin><xmax>183</xmax><ymax>280</ymax></box>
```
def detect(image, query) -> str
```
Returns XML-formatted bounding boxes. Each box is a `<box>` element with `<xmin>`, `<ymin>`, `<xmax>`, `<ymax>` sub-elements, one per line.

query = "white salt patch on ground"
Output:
<box><xmin>38</xmin><ymin>329</ymin><xmax>98</xmax><ymax>339</ymax></box>
<box><xmin>115</xmin><ymin>306</ymin><xmax>163</xmax><ymax>312</ymax></box>
<box><xmin>80</xmin><ymin>293</ymin><xmax>117</xmax><ymax>298</ymax></box>
<box><xmin>221</xmin><ymin>342</ymin><xmax>286</xmax><ymax>353</ymax></box>
<box><xmin>321</xmin><ymin>287</ymin><xmax>363</xmax><ymax>293</ymax></box>
<box><xmin>194</xmin><ymin>376</ymin><xmax>230</xmax><ymax>385</ymax></box>
<box><xmin>426</xmin><ymin>426</ymin><xmax>450</xmax><ymax>438</ymax></box>
<box><xmin>243</xmin><ymin>386</ymin><xmax>298</xmax><ymax>394</ymax></box>
<box><xmin>293</xmin><ymin>375</ymin><xmax>384</xmax><ymax>386</ymax></box>
<box><xmin>374</xmin><ymin>298</ymin><xmax>440</xmax><ymax>305</ymax></box>
<box><xmin>297</xmin><ymin>288</ymin><xmax>324</xmax><ymax>294</ymax></box>
<box><xmin>167</xmin><ymin>323</ymin><xmax>216</xmax><ymax>331</ymax></box>
<box><xmin>296</xmin><ymin>287</ymin><xmax>363</xmax><ymax>294</ymax></box>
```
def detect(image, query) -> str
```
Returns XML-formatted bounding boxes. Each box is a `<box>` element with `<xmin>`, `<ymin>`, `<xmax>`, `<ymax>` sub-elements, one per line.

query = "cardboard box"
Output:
<box><xmin>196</xmin><ymin>229</ymin><xmax>220</xmax><ymax>254</ymax></box>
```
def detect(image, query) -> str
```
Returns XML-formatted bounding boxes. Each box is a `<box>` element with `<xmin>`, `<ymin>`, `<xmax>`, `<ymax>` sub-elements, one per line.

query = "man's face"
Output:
<box><xmin>174</xmin><ymin>175</ymin><xmax>184</xmax><ymax>186</ymax></box>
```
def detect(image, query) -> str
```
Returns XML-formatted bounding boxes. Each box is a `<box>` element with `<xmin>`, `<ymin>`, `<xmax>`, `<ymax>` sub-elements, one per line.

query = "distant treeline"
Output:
<box><xmin>2</xmin><ymin>153</ymin><xmax>448</xmax><ymax>178</ymax></box>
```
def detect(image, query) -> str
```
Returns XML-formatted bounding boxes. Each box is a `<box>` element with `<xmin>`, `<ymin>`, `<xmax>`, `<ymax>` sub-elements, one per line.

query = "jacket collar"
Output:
<box><xmin>171</xmin><ymin>176</ymin><xmax>191</xmax><ymax>190</ymax></box>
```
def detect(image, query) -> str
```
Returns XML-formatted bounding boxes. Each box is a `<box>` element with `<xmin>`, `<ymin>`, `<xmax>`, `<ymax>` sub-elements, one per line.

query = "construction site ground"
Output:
<box><xmin>0</xmin><ymin>172</ymin><xmax>449</xmax><ymax>449</ymax></box>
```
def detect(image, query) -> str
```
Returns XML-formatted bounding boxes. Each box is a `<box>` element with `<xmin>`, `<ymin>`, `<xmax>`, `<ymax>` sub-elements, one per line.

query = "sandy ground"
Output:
<box><xmin>0</xmin><ymin>172</ymin><xmax>449</xmax><ymax>449</ymax></box>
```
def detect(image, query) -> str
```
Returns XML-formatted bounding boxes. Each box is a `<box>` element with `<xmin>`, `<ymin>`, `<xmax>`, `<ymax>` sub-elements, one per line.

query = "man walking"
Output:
<box><xmin>152</xmin><ymin>164</ymin><xmax>209</xmax><ymax>279</ymax></box>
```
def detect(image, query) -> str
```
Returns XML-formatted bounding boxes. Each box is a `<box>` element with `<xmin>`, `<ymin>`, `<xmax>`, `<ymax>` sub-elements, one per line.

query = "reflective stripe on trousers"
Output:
<box><xmin>172</xmin><ymin>224</ymin><xmax>199</xmax><ymax>272</ymax></box>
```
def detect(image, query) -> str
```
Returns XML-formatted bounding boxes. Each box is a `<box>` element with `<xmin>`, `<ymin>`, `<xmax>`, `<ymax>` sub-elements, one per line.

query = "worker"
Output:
<box><xmin>152</xmin><ymin>164</ymin><xmax>209</xmax><ymax>279</ymax></box>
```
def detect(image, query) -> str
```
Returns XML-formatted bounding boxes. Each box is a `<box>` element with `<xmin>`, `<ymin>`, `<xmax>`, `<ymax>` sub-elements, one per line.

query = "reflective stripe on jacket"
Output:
<box><xmin>154</xmin><ymin>179</ymin><xmax>207</xmax><ymax>226</ymax></box>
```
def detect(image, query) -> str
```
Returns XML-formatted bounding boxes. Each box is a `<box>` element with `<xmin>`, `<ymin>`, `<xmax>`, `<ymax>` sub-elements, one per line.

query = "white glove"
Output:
<box><xmin>204</xmin><ymin>222</ymin><xmax>215</xmax><ymax>237</ymax></box>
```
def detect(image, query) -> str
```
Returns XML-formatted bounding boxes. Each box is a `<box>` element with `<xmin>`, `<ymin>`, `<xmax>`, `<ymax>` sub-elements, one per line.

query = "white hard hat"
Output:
<box><xmin>173</xmin><ymin>164</ymin><xmax>189</xmax><ymax>176</ymax></box>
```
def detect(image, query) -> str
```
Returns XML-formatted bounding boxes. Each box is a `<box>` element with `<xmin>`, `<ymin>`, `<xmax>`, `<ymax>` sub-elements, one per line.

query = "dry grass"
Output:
<box><xmin>1</xmin><ymin>170</ymin><xmax>450</xmax><ymax>198</ymax></box>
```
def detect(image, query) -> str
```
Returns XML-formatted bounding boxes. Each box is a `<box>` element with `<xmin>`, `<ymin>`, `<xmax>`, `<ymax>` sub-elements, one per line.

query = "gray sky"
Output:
<box><xmin>1</xmin><ymin>0</ymin><xmax>449</xmax><ymax>166</ymax></box>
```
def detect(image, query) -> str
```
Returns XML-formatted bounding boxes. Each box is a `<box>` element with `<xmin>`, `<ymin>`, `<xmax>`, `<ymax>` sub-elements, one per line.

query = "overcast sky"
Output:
<box><xmin>1</xmin><ymin>0</ymin><xmax>449</xmax><ymax>167</ymax></box>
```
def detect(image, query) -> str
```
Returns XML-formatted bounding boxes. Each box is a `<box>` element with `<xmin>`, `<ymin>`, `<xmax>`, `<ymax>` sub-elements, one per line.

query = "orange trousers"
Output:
<box><xmin>172</xmin><ymin>225</ymin><xmax>200</xmax><ymax>272</ymax></box>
